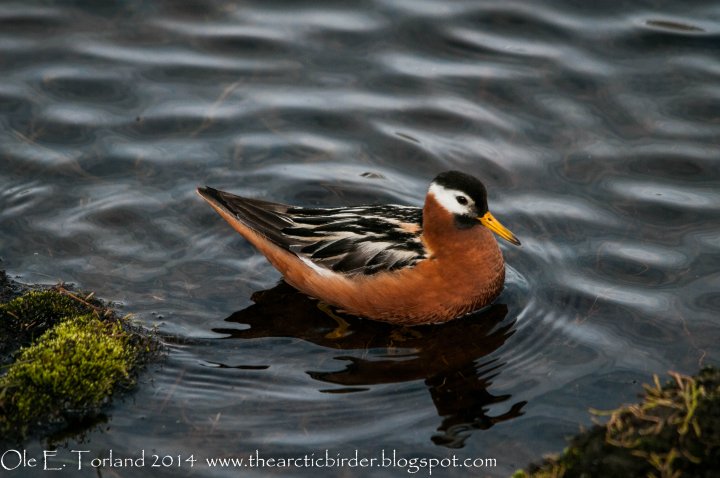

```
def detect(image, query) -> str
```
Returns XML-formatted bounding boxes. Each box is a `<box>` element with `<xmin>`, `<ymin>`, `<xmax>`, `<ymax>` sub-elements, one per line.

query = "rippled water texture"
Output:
<box><xmin>1</xmin><ymin>1</ymin><xmax>719</xmax><ymax>476</ymax></box>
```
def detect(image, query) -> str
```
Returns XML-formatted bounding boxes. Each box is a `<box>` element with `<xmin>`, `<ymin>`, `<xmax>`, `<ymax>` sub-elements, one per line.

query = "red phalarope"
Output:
<box><xmin>197</xmin><ymin>171</ymin><xmax>520</xmax><ymax>325</ymax></box>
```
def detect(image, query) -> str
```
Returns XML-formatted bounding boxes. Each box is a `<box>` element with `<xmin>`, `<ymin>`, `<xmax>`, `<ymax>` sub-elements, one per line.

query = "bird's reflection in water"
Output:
<box><xmin>213</xmin><ymin>282</ymin><xmax>526</xmax><ymax>448</ymax></box>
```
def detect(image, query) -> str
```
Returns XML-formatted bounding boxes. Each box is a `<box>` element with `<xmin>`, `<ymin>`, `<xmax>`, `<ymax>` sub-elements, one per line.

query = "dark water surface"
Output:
<box><xmin>2</xmin><ymin>1</ymin><xmax>719</xmax><ymax>476</ymax></box>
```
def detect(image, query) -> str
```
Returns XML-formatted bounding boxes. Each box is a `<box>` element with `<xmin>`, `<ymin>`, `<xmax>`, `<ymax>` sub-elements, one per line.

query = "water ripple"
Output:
<box><xmin>1</xmin><ymin>0</ymin><xmax>719</xmax><ymax>474</ymax></box>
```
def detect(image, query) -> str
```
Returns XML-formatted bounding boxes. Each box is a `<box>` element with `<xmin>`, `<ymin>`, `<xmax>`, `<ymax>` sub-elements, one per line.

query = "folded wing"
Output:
<box><xmin>200</xmin><ymin>187</ymin><xmax>426</xmax><ymax>276</ymax></box>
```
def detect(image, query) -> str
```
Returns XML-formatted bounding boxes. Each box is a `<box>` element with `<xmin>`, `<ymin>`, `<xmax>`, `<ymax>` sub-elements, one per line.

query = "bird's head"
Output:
<box><xmin>428</xmin><ymin>171</ymin><xmax>521</xmax><ymax>246</ymax></box>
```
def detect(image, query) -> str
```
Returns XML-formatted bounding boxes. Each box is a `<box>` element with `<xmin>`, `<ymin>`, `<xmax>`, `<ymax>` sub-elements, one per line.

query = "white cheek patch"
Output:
<box><xmin>428</xmin><ymin>183</ymin><xmax>474</xmax><ymax>215</ymax></box>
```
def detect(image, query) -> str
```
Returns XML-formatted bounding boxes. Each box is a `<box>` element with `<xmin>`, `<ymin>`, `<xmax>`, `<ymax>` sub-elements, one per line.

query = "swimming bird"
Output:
<box><xmin>197</xmin><ymin>171</ymin><xmax>520</xmax><ymax>325</ymax></box>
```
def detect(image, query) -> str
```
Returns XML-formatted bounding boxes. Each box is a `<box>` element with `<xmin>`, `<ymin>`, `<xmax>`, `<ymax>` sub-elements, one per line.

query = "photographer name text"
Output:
<box><xmin>2</xmin><ymin>448</ymin><xmax>496</xmax><ymax>475</ymax></box>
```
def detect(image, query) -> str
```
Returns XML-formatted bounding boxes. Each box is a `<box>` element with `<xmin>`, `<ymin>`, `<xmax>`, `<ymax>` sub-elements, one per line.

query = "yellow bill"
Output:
<box><xmin>478</xmin><ymin>211</ymin><xmax>521</xmax><ymax>246</ymax></box>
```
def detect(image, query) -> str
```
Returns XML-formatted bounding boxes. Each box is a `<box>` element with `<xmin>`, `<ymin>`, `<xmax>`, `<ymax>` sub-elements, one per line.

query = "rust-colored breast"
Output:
<box><xmin>280</xmin><ymin>194</ymin><xmax>506</xmax><ymax>325</ymax></box>
<box><xmin>205</xmin><ymin>191</ymin><xmax>505</xmax><ymax>325</ymax></box>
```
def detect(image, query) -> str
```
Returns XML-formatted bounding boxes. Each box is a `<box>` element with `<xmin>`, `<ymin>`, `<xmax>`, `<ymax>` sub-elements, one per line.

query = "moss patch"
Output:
<box><xmin>513</xmin><ymin>367</ymin><xmax>720</xmax><ymax>478</ymax></box>
<box><xmin>0</xmin><ymin>280</ymin><xmax>158</xmax><ymax>442</ymax></box>
<box><xmin>0</xmin><ymin>289</ymin><xmax>104</xmax><ymax>363</ymax></box>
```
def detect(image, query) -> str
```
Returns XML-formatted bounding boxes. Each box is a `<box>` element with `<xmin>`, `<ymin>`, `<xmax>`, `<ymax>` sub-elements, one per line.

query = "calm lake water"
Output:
<box><xmin>1</xmin><ymin>1</ymin><xmax>719</xmax><ymax>476</ymax></box>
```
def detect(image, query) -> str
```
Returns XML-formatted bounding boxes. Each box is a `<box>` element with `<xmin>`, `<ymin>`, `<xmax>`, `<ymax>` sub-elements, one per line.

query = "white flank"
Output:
<box><xmin>299</xmin><ymin>255</ymin><xmax>336</xmax><ymax>277</ymax></box>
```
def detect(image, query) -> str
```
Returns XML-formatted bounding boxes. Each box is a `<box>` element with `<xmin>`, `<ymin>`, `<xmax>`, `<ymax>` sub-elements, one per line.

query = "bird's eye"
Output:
<box><xmin>456</xmin><ymin>195</ymin><xmax>468</xmax><ymax>205</ymax></box>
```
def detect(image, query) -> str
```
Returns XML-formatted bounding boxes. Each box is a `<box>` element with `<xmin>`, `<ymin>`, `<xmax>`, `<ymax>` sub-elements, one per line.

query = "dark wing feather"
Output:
<box><xmin>284</xmin><ymin>204</ymin><xmax>426</xmax><ymax>275</ymax></box>
<box><xmin>201</xmin><ymin>187</ymin><xmax>426</xmax><ymax>276</ymax></box>
<box><xmin>201</xmin><ymin>187</ymin><xmax>296</xmax><ymax>249</ymax></box>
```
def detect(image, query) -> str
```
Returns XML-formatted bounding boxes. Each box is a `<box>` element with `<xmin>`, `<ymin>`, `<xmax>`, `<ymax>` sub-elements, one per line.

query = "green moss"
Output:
<box><xmin>1</xmin><ymin>314</ymin><xmax>136</xmax><ymax>426</ymax></box>
<box><xmin>0</xmin><ymin>289</ymin><xmax>101</xmax><ymax>361</ymax></box>
<box><xmin>515</xmin><ymin>367</ymin><xmax>720</xmax><ymax>478</ymax></box>
<box><xmin>1</xmin><ymin>289</ymin><xmax>97</xmax><ymax>325</ymax></box>
<box><xmin>0</xmin><ymin>282</ymin><xmax>159</xmax><ymax>442</ymax></box>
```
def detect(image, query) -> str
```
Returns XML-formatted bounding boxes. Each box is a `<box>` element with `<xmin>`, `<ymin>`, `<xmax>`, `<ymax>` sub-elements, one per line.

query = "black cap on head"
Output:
<box><xmin>431</xmin><ymin>170</ymin><xmax>521</xmax><ymax>245</ymax></box>
<box><xmin>432</xmin><ymin>170</ymin><xmax>489</xmax><ymax>215</ymax></box>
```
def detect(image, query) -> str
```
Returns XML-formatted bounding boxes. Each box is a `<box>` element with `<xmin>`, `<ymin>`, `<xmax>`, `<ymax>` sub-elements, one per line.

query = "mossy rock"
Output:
<box><xmin>514</xmin><ymin>367</ymin><xmax>720</xmax><ymax>478</ymax></box>
<box><xmin>0</xmin><ymin>277</ymin><xmax>159</xmax><ymax>442</ymax></box>
<box><xmin>0</xmin><ymin>288</ymin><xmax>103</xmax><ymax>362</ymax></box>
